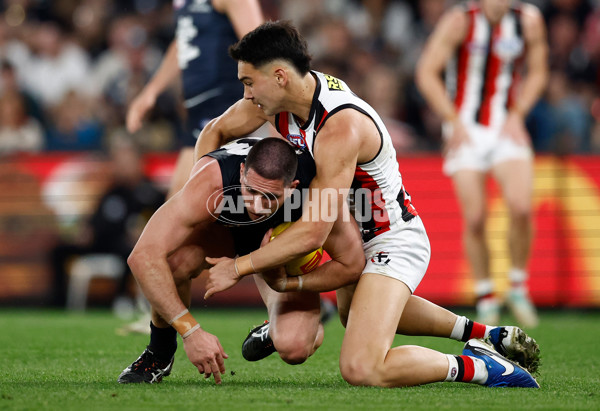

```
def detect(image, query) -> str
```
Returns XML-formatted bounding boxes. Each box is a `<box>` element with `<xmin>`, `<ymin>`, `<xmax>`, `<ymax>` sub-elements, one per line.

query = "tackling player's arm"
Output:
<box><xmin>242</xmin><ymin>111</ymin><xmax>359</xmax><ymax>269</ymax></box>
<box><xmin>194</xmin><ymin>99</ymin><xmax>273</xmax><ymax>161</ymax></box>
<box><xmin>262</xmin><ymin>216</ymin><xmax>365</xmax><ymax>293</ymax></box>
<box><xmin>203</xmin><ymin>110</ymin><xmax>362</xmax><ymax>300</ymax></box>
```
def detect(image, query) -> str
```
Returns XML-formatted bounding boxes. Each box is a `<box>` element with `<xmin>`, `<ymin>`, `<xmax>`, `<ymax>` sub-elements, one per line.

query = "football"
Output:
<box><xmin>270</xmin><ymin>222</ymin><xmax>323</xmax><ymax>276</ymax></box>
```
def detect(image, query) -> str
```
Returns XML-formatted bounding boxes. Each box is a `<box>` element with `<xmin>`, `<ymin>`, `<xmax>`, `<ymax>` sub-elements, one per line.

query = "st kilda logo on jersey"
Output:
<box><xmin>371</xmin><ymin>251</ymin><xmax>391</xmax><ymax>266</ymax></box>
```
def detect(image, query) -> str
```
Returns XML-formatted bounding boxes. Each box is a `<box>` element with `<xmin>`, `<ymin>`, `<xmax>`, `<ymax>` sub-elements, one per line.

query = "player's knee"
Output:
<box><xmin>508</xmin><ymin>201</ymin><xmax>531</xmax><ymax>223</ymax></box>
<box><xmin>275</xmin><ymin>341</ymin><xmax>311</xmax><ymax>365</ymax></box>
<box><xmin>464</xmin><ymin>214</ymin><xmax>485</xmax><ymax>236</ymax></box>
<box><xmin>272</xmin><ymin>327</ymin><xmax>315</xmax><ymax>365</ymax></box>
<box><xmin>339</xmin><ymin>355</ymin><xmax>382</xmax><ymax>387</ymax></box>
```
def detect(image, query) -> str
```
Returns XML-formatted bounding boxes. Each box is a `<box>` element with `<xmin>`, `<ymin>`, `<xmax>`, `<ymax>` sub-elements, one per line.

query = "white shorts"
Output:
<box><xmin>442</xmin><ymin>122</ymin><xmax>532</xmax><ymax>176</ymax></box>
<box><xmin>362</xmin><ymin>216</ymin><xmax>431</xmax><ymax>293</ymax></box>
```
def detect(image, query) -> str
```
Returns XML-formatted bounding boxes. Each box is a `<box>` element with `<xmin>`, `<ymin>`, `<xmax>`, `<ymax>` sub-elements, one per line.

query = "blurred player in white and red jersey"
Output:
<box><xmin>416</xmin><ymin>0</ymin><xmax>549</xmax><ymax>327</ymax></box>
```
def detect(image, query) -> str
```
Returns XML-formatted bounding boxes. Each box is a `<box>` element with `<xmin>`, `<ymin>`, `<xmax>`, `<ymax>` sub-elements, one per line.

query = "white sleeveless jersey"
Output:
<box><xmin>446</xmin><ymin>1</ymin><xmax>525</xmax><ymax>129</ymax></box>
<box><xmin>275</xmin><ymin>71</ymin><xmax>418</xmax><ymax>242</ymax></box>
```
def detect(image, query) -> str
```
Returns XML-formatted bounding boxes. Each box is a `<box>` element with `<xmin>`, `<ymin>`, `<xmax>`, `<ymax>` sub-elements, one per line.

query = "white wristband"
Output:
<box><xmin>279</xmin><ymin>277</ymin><xmax>288</xmax><ymax>292</ymax></box>
<box><xmin>182</xmin><ymin>323</ymin><xmax>201</xmax><ymax>339</ymax></box>
<box><xmin>168</xmin><ymin>308</ymin><xmax>189</xmax><ymax>325</ymax></box>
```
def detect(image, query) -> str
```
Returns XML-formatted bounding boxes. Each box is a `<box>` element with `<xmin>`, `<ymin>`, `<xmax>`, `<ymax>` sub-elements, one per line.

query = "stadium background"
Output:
<box><xmin>0</xmin><ymin>0</ymin><xmax>599</xmax><ymax>309</ymax></box>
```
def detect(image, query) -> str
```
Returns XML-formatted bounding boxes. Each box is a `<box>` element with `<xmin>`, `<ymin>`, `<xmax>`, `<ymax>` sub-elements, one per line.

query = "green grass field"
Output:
<box><xmin>1</xmin><ymin>308</ymin><xmax>599</xmax><ymax>410</ymax></box>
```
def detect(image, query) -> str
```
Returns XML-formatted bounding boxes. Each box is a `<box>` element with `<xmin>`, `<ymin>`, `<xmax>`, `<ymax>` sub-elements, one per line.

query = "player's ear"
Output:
<box><xmin>240</xmin><ymin>163</ymin><xmax>245</xmax><ymax>178</ymax></box>
<box><xmin>289</xmin><ymin>179</ymin><xmax>299</xmax><ymax>190</ymax></box>
<box><xmin>274</xmin><ymin>67</ymin><xmax>288</xmax><ymax>87</ymax></box>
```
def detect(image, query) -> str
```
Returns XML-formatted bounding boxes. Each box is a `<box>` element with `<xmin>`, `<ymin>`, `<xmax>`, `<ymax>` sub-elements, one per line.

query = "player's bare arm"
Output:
<box><xmin>129</xmin><ymin>157</ymin><xmax>219</xmax><ymax>316</ymax></box>
<box><xmin>502</xmin><ymin>4</ymin><xmax>549</xmax><ymax>144</ymax></box>
<box><xmin>260</xmin><ymin>214</ymin><xmax>365</xmax><ymax>293</ymax></box>
<box><xmin>246</xmin><ymin>111</ymin><xmax>361</xmax><ymax>272</ymax></box>
<box><xmin>126</xmin><ymin>40</ymin><xmax>180</xmax><ymax>134</ymax></box>
<box><xmin>194</xmin><ymin>98</ymin><xmax>273</xmax><ymax>162</ymax></box>
<box><xmin>415</xmin><ymin>7</ymin><xmax>470</xmax><ymax>153</ymax></box>
<box><xmin>128</xmin><ymin>158</ymin><xmax>229</xmax><ymax>383</ymax></box>
<box><xmin>215</xmin><ymin>0</ymin><xmax>264</xmax><ymax>39</ymax></box>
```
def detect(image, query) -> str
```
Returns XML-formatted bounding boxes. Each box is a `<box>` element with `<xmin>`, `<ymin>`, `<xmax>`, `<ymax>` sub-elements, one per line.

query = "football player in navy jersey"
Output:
<box><xmin>117</xmin><ymin>138</ymin><xmax>365</xmax><ymax>384</ymax></box>
<box><xmin>198</xmin><ymin>21</ymin><xmax>541</xmax><ymax>388</ymax></box>
<box><xmin>126</xmin><ymin>0</ymin><xmax>265</xmax><ymax>200</ymax></box>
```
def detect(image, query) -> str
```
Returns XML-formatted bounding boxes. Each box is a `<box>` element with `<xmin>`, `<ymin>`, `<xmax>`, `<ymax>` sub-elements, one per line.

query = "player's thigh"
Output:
<box><xmin>336</xmin><ymin>283</ymin><xmax>357</xmax><ymax>327</ymax></box>
<box><xmin>341</xmin><ymin>273</ymin><xmax>411</xmax><ymax>364</ymax></box>
<box><xmin>255</xmin><ymin>274</ymin><xmax>321</xmax><ymax>343</ymax></box>
<box><xmin>492</xmin><ymin>158</ymin><xmax>534</xmax><ymax>215</ymax></box>
<box><xmin>167</xmin><ymin>223</ymin><xmax>235</xmax><ymax>279</ymax></box>
<box><xmin>450</xmin><ymin>169</ymin><xmax>487</xmax><ymax>225</ymax></box>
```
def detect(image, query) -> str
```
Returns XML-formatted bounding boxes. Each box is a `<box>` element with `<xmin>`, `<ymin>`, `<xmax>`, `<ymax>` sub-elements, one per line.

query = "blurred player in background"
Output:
<box><xmin>416</xmin><ymin>0</ymin><xmax>549</xmax><ymax>327</ymax></box>
<box><xmin>122</xmin><ymin>0</ymin><xmax>265</xmax><ymax>333</ymax></box>
<box><xmin>126</xmin><ymin>0</ymin><xmax>265</xmax><ymax>199</ymax></box>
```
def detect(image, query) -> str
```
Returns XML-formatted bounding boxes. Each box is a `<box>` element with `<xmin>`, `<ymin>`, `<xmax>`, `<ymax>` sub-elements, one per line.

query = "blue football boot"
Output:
<box><xmin>487</xmin><ymin>326</ymin><xmax>540</xmax><ymax>374</ymax></box>
<box><xmin>463</xmin><ymin>339</ymin><xmax>540</xmax><ymax>388</ymax></box>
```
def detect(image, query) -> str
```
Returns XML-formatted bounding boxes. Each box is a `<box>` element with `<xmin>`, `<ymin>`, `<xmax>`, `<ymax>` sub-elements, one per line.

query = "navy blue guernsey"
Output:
<box><xmin>174</xmin><ymin>0</ymin><xmax>242</xmax><ymax>138</ymax></box>
<box><xmin>205</xmin><ymin>138</ymin><xmax>316</xmax><ymax>255</ymax></box>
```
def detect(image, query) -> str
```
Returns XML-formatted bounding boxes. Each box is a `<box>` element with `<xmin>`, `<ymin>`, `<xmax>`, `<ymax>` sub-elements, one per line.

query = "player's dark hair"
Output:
<box><xmin>229</xmin><ymin>20</ymin><xmax>311</xmax><ymax>75</ymax></box>
<box><xmin>245</xmin><ymin>138</ymin><xmax>298</xmax><ymax>185</ymax></box>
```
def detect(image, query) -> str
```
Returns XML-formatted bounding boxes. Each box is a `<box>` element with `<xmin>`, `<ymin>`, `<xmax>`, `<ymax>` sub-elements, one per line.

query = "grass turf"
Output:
<box><xmin>1</xmin><ymin>309</ymin><xmax>599</xmax><ymax>410</ymax></box>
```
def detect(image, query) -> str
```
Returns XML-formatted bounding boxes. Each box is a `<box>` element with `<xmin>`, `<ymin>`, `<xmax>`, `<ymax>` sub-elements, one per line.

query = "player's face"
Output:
<box><xmin>240</xmin><ymin>166</ymin><xmax>290</xmax><ymax>220</ymax></box>
<box><xmin>481</xmin><ymin>0</ymin><xmax>511</xmax><ymax>24</ymax></box>
<box><xmin>238</xmin><ymin>61</ymin><xmax>284</xmax><ymax>116</ymax></box>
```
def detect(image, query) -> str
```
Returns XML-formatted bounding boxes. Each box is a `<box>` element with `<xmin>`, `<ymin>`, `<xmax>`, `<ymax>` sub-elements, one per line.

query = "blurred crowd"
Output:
<box><xmin>0</xmin><ymin>0</ymin><xmax>599</xmax><ymax>158</ymax></box>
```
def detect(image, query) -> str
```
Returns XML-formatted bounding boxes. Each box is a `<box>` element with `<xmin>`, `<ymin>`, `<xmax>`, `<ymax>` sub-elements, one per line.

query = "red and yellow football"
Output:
<box><xmin>270</xmin><ymin>222</ymin><xmax>323</xmax><ymax>276</ymax></box>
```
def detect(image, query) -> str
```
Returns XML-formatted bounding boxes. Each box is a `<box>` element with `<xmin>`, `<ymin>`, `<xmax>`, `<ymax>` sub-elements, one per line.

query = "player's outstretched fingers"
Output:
<box><xmin>216</xmin><ymin>343</ymin><xmax>228</xmax><ymax>373</ymax></box>
<box><xmin>202</xmin><ymin>361</ymin><xmax>222</xmax><ymax>384</ymax></box>
<box><xmin>211</xmin><ymin>361</ymin><xmax>222</xmax><ymax>384</ymax></box>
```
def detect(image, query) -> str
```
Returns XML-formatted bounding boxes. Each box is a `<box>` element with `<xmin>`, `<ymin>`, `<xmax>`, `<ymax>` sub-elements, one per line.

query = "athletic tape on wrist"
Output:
<box><xmin>182</xmin><ymin>323</ymin><xmax>201</xmax><ymax>339</ymax></box>
<box><xmin>170</xmin><ymin>311</ymin><xmax>199</xmax><ymax>336</ymax></box>
<box><xmin>168</xmin><ymin>308</ymin><xmax>189</xmax><ymax>325</ymax></box>
<box><xmin>234</xmin><ymin>258</ymin><xmax>240</xmax><ymax>277</ymax></box>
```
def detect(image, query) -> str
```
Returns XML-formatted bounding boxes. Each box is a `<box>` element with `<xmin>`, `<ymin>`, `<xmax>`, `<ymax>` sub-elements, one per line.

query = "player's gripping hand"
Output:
<box><xmin>126</xmin><ymin>88</ymin><xmax>157</xmax><ymax>134</ymax></box>
<box><xmin>183</xmin><ymin>327</ymin><xmax>228</xmax><ymax>384</ymax></box>
<box><xmin>204</xmin><ymin>256</ymin><xmax>241</xmax><ymax>299</ymax></box>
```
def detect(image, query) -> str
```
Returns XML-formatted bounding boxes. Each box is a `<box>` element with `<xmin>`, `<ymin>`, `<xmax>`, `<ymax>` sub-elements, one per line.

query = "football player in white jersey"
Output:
<box><xmin>198</xmin><ymin>21</ymin><xmax>540</xmax><ymax>388</ymax></box>
<box><xmin>416</xmin><ymin>0</ymin><xmax>549</xmax><ymax>327</ymax></box>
